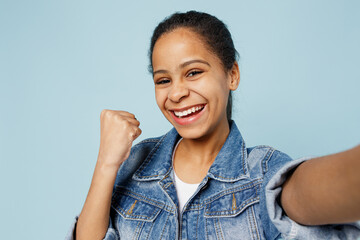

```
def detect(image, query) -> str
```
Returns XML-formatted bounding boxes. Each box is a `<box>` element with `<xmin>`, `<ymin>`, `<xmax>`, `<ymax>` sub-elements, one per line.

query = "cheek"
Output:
<box><xmin>155</xmin><ymin>89</ymin><xmax>167</xmax><ymax>111</ymax></box>
<box><xmin>196</xmin><ymin>76</ymin><xmax>229</xmax><ymax>101</ymax></box>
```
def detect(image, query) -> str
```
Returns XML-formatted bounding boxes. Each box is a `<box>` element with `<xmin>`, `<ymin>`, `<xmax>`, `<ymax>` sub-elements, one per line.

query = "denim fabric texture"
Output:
<box><xmin>66</xmin><ymin>121</ymin><xmax>360</xmax><ymax>239</ymax></box>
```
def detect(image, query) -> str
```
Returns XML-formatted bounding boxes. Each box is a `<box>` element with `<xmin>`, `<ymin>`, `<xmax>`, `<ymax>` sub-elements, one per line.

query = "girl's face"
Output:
<box><xmin>152</xmin><ymin>28</ymin><xmax>239</xmax><ymax>140</ymax></box>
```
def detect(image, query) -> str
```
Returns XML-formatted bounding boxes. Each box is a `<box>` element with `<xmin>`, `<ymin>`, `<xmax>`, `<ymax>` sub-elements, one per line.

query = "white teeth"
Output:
<box><xmin>174</xmin><ymin>105</ymin><xmax>204</xmax><ymax>118</ymax></box>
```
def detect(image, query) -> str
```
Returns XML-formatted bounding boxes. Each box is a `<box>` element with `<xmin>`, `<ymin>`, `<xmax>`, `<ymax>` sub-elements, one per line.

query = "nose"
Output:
<box><xmin>168</xmin><ymin>80</ymin><xmax>189</xmax><ymax>102</ymax></box>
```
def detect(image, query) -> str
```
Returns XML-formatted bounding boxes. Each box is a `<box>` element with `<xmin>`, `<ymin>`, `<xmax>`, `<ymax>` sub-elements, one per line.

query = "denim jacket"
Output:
<box><xmin>67</xmin><ymin>121</ymin><xmax>360</xmax><ymax>239</ymax></box>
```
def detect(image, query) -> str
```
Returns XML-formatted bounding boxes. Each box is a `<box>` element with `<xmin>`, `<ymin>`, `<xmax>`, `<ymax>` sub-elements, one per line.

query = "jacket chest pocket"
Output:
<box><xmin>203</xmin><ymin>183</ymin><xmax>263</xmax><ymax>240</ymax></box>
<box><xmin>111</xmin><ymin>191</ymin><xmax>173</xmax><ymax>240</ymax></box>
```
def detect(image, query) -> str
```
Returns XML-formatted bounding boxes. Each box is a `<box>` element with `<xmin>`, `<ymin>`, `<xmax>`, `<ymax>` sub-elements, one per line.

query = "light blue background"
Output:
<box><xmin>0</xmin><ymin>0</ymin><xmax>359</xmax><ymax>239</ymax></box>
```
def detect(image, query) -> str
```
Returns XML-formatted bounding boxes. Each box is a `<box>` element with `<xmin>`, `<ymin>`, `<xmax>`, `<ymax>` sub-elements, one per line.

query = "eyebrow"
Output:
<box><xmin>153</xmin><ymin>59</ymin><xmax>211</xmax><ymax>76</ymax></box>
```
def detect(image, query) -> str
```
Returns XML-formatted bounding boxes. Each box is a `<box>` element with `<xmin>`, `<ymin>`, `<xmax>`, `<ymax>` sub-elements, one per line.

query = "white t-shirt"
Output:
<box><xmin>173</xmin><ymin>170</ymin><xmax>199</xmax><ymax>213</ymax></box>
<box><xmin>172</xmin><ymin>139</ymin><xmax>200</xmax><ymax>213</ymax></box>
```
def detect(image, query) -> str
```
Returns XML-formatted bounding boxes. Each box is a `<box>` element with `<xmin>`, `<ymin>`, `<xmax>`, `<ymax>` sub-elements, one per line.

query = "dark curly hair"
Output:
<box><xmin>148</xmin><ymin>10</ymin><xmax>239</xmax><ymax>120</ymax></box>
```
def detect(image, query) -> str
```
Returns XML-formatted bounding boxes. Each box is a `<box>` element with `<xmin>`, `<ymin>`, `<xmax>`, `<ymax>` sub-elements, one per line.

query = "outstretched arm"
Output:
<box><xmin>281</xmin><ymin>145</ymin><xmax>360</xmax><ymax>225</ymax></box>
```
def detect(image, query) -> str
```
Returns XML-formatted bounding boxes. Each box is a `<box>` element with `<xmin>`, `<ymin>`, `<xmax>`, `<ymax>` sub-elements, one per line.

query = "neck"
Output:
<box><xmin>172</xmin><ymin>118</ymin><xmax>231</xmax><ymax>183</ymax></box>
<box><xmin>178</xmin><ymin>119</ymin><xmax>230</xmax><ymax>165</ymax></box>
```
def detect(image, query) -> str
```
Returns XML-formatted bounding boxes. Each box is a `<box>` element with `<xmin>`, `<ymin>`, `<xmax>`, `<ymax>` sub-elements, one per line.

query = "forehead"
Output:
<box><xmin>152</xmin><ymin>28</ymin><xmax>221</xmax><ymax>69</ymax></box>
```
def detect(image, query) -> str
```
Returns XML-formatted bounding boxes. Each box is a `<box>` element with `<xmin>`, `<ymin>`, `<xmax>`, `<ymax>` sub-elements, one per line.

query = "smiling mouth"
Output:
<box><xmin>172</xmin><ymin>104</ymin><xmax>205</xmax><ymax>118</ymax></box>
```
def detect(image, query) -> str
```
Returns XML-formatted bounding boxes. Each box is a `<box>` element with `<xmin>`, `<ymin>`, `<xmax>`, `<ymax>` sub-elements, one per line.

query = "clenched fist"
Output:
<box><xmin>97</xmin><ymin>109</ymin><xmax>142</xmax><ymax>169</ymax></box>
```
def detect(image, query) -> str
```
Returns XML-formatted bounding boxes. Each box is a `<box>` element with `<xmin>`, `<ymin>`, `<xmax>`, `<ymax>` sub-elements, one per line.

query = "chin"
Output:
<box><xmin>172</xmin><ymin>124</ymin><xmax>209</xmax><ymax>140</ymax></box>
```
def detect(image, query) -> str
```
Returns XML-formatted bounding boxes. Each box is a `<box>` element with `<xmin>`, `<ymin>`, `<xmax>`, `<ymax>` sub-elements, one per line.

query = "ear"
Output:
<box><xmin>228</xmin><ymin>61</ymin><xmax>240</xmax><ymax>91</ymax></box>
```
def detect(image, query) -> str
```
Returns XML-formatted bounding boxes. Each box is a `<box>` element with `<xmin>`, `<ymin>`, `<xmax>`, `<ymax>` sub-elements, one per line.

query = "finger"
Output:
<box><xmin>130</xmin><ymin>127</ymin><xmax>142</xmax><ymax>140</ymax></box>
<box><xmin>116</xmin><ymin>111</ymin><xmax>136</xmax><ymax>119</ymax></box>
<box><xmin>100</xmin><ymin>109</ymin><xmax>135</xmax><ymax>120</ymax></box>
<box><xmin>126</xmin><ymin>117</ymin><xmax>140</xmax><ymax>127</ymax></box>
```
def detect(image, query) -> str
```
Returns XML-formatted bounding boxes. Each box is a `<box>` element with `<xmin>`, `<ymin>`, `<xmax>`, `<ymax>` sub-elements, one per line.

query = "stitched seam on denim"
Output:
<box><xmin>115</xmin><ymin>204</ymin><xmax>160</xmax><ymax>220</ymax></box>
<box><xmin>114</xmin><ymin>191</ymin><xmax>165</xmax><ymax>210</ymax></box>
<box><xmin>135</xmin><ymin>132</ymin><xmax>168</xmax><ymax>176</ymax></box>
<box><xmin>210</xmin><ymin>173</ymin><xmax>246</xmax><ymax>180</ymax></box>
<box><xmin>203</xmin><ymin>179</ymin><xmax>262</xmax><ymax>205</ymax></box>
<box><xmin>218</xmin><ymin>218</ymin><xmax>225</xmax><ymax>240</ymax></box>
<box><xmin>262</xmin><ymin>148</ymin><xmax>275</xmax><ymax>174</ymax></box>
<box><xmin>185</xmin><ymin>204</ymin><xmax>201</xmax><ymax>209</ymax></box>
<box><xmin>138</xmin><ymin>164</ymin><xmax>174</xmax><ymax>180</ymax></box>
<box><xmin>213</xmin><ymin>218</ymin><xmax>219</xmax><ymax>239</ymax></box>
<box><xmin>253</xmin><ymin>206</ymin><xmax>261</xmax><ymax>239</ymax></box>
<box><xmin>214</xmin><ymin>218</ymin><xmax>224</xmax><ymax>240</ymax></box>
<box><xmin>159</xmin><ymin>213</ymin><xmax>170</xmax><ymax>240</ymax></box>
<box><xmin>164</xmin><ymin>182</ymin><xmax>173</xmax><ymax>188</ymax></box>
<box><xmin>254</xmin><ymin>145</ymin><xmax>273</xmax><ymax>149</ymax></box>
<box><xmin>205</xmin><ymin>197</ymin><xmax>259</xmax><ymax>216</ymax></box>
<box><xmin>136</xmin><ymin>173</ymin><xmax>162</xmax><ymax>179</ymax></box>
<box><xmin>242</xmin><ymin>140</ymin><xmax>247</xmax><ymax>175</ymax></box>
<box><xmin>195</xmin><ymin>208</ymin><xmax>200</xmax><ymax>240</ymax></box>
<box><xmin>114</xmin><ymin>187</ymin><xmax>175</xmax><ymax>212</ymax></box>
<box><xmin>185</xmin><ymin>186</ymin><xmax>259</xmax><ymax>212</ymax></box>
<box><xmin>205</xmin><ymin>218</ymin><xmax>209</xmax><ymax>240</ymax></box>
<box><xmin>158</xmin><ymin>179</ymin><xmax>179</xmax><ymax>217</ymax></box>
<box><xmin>145</xmin><ymin>213</ymin><xmax>157</xmax><ymax>240</ymax></box>
<box><xmin>111</xmin><ymin>191</ymin><xmax>163</xmax><ymax>221</ymax></box>
<box><xmin>183</xmin><ymin>181</ymin><xmax>262</xmax><ymax>212</ymax></box>
<box><xmin>247</xmin><ymin>206</ymin><xmax>256</xmax><ymax>240</ymax></box>
<box><xmin>246</xmin><ymin>206</ymin><xmax>254</xmax><ymax>240</ymax></box>
<box><xmin>138</xmin><ymin>221</ymin><xmax>145</xmax><ymax>239</ymax></box>
<box><xmin>132</xmin><ymin>221</ymin><xmax>143</xmax><ymax>240</ymax></box>
<box><xmin>137</xmin><ymin>139</ymin><xmax>160</xmax><ymax>144</ymax></box>
<box><xmin>251</xmin><ymin>205</ymin><xmax>260</xmax><ymax>240</ymax></box>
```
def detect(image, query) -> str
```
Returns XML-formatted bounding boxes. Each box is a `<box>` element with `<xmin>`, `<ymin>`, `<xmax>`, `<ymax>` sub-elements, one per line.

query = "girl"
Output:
<box><xmin>67</xmin><ymin>11</ymin><xmax>360</xmax><ymax>239</ymax></box>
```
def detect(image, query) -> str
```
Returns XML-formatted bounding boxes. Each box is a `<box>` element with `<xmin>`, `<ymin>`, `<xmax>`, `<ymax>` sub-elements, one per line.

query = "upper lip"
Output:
<box><xmin>168</xmin><ymin>104</ymin><xmax>206</xmax><ymax>112</ymax></box>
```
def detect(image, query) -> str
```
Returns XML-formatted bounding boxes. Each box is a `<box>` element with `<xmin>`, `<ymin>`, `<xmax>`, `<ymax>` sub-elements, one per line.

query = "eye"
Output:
<box><xmin>187</xmin><ymin>70</ymin><xmax>203</xmax><ymax>77</ymax></box>
<box><xmin>155</xmin><ymin>79</ymin><xmax>170</xmax><ymax>85</ymax></box>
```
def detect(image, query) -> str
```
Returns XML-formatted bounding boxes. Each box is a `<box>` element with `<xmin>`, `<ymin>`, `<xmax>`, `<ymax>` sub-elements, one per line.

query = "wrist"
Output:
<box><xmin>95</xmin><ymin>157</ymin><xmax>121</xmax><ymax>177</ymax></box>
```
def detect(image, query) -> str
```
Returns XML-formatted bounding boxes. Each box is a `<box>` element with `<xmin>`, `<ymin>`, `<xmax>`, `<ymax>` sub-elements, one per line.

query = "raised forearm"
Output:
<box><xmin>76</xmin><ymin>110</ymin><xmax>141</xmax><ymax>239</ymax></box>
<box><xmin>76</xmin><ymin>161</ymin><xmax>118</xmax><ymax>240</ymax></box>
<box><xmin>281</xmin><ymin>145</ymin><xmax>360</xmax><ymax>225</ymax></box>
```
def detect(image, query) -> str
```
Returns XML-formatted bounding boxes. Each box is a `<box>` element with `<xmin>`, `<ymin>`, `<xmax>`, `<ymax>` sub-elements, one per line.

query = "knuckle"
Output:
<box><xmin>101</xmin><ymin>109</ymin><xmax>114</xmax><ymax>119</ymax></box>
<box><xmin>125</xmin><ymin>111</ymin><xmax>135</xmax><ymax>119</ymax></box>
<box><xmin>120</xmin><ymin>120</ymin><xmax>131</xmax><ymax>130</ymax></box>
<box><xmin>100</xmin><ymin>109</ymin><xmax>108</xmax><ymax>118</ymax></box>
<box><xmin>119</xmin><ymin>116</ymin><xmax>128</xmax><ymax>124</ymax></box>
<box><xmin>128</xmin><ymin>131</ymin><xmax>135</xmax><ymax>139</ymax></box>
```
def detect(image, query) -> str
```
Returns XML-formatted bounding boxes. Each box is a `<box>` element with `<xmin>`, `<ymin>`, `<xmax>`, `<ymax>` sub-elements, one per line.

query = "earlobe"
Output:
<box><xmin>229</xmin><ymin>62</ymin><xmax>240</xmax><ymax>90</ymax></box>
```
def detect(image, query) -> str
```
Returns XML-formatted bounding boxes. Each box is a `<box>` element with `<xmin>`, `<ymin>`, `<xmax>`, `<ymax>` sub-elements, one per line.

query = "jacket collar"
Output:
<box><xmin>133</xmin><ymin>121</ymin><xmax>249</xmax><ymax>182</ymax></box>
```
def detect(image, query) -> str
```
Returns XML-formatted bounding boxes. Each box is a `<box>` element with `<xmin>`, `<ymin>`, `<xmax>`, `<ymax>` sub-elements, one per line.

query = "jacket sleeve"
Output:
<box><xmin>65</xmin><ymin>215</ymin><xmax>119</xmax><ymax>240</ymax></box>
<box><xmin>260</xmin><ymin>150</ymin><xmax>360</xmax><ymax>240</ymax></box>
